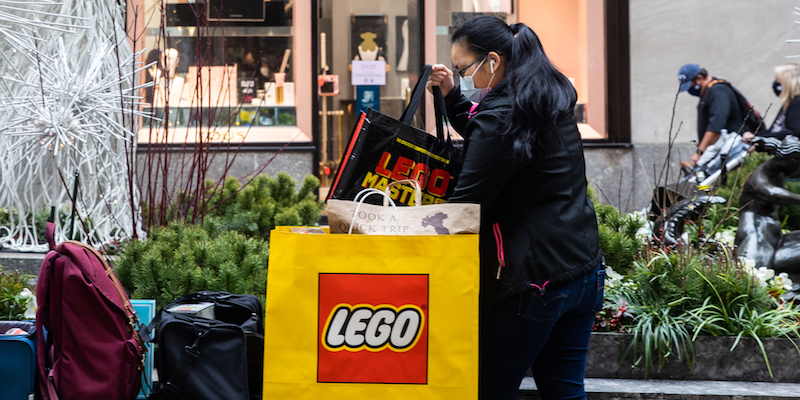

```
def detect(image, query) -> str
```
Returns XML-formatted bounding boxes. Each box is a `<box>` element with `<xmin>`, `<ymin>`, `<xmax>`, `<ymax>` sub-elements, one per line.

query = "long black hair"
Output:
<box><xmin>452</xmin><ymin>16</ymin><xmax>576</xmax><ymax>159</ymax></box>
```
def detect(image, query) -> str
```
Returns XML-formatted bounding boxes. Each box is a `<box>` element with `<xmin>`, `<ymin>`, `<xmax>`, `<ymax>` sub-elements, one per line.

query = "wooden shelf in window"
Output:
<box><xmin>147</xmin><ymin>26</ymin><xmax>293</xmax><ymax>38</ymax></box>
<box><xmin>137</xmin><ymin>125</ymin><xmax>311</xmax><ymax>145</ymax></box>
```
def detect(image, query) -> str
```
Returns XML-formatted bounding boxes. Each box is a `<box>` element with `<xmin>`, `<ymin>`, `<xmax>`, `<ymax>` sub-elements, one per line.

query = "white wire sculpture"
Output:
<box><xmin>788</xmin><ymin>3</ymin><xmax>800</xmax><ymax>58</ymax></box>
<box><xmin>0</xmin><ymin>0</ymin><xmax>149</xmax><ymax>251</ymax></box>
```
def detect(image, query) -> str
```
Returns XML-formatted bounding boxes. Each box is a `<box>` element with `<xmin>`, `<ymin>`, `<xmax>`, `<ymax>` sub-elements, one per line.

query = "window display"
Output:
<box><xmin>316</xmin><ymin>0</ymin><xmax>425</xmax><ymax>193</ymax></box>
<box><xmin>137</xmin><ymin>0</ymin><xmax>307</xmax><ymax>145</ymax></box>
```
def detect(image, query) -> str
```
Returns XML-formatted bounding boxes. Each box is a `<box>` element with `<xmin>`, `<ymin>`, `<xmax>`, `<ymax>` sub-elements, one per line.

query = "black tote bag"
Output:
<box><xmin>328</xmin><ymin>65</ymin><xmax>462</xmax><ymax>205</ymax></box>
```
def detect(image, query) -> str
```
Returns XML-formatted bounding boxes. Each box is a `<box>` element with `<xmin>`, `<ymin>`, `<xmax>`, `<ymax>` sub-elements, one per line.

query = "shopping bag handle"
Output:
<box><xmin>398</xmin><ymin>65</ymin><xmax>452</xmax><ymax>143</ymax></box>
<box><xmin>399</xmin><ymin>65</ymin><xmax>432</xmax><ymax>126</ymax></box>
<box><xmin>383</xmin><ymin>179</ymin><xmax>423</xmax><ymax>207</ymax></box>
<box><xmin>432</xmin><ymin>86</ymin><xmax>451</xmax><ymax>143</ymax></box>
<box><xmin>350</xmin><ymin>188</ymin><xmax>400</xmax><ymax>235</ymax></box>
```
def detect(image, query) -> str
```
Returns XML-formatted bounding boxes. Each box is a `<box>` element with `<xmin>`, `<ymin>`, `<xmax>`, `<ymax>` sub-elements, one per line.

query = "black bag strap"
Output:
<box><xmin>147</xmin><ymin>321</ymin><xmax>211</xmax><ymax>400</ymax></box>
<box><xmin>398</xmin><ymin>65</ymin><xmax>453</xmax><ymax>143</ymax></box>
<box><xmin>708</xmin><ymin>79</ymin><xmax>763</xmax><ymax>132</ymax></box>
<box><xmin>432</xmin><ymin>86</ymin><xmax>450</xmax><ymax>143</ymax></box>
<box><xmin>400</xmin><ymin>65</ymin><xmax>433</xmax><ymax>125</ymax></box>
<box><xmin>138</xmin><ymin>311</ymin><xmax>160</xmax><ymax>343</ymax></box>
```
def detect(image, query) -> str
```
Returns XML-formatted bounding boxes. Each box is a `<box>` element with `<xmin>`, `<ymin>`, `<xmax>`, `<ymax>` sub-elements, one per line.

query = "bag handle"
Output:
<box><xmin>349</xmin><ymin>188</ymin><xmax>400</xmax><ymax>235</ymax></box>
<box><xmin>432</xmin><ymin>86</ymin><xmax>451</xmax><ymax>142</ymax></box>
<box><xmin>147</xmin><ymin>321</ymin><xmax>211</xmax><ymax>400</ymax></box>
<box><xmin>399</xmin><ymin>65</ymin><xmax>432</xmax><ymax>125</ymax></box>
<box><xmin>384</xmin><ymin>179</ymin><xmax>423</xmax><ymax>207</ymax></box>
<box><xmin>397</xmin><ymin>66</ymin><xmax>453</xmax><ymax>142</ymax></box>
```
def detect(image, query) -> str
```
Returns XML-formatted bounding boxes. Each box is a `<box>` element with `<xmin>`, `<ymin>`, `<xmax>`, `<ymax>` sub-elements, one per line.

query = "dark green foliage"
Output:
<box><xmin>114</xmin><ymin>223</ymin><xmax>269</xmax><ymax>309</ymax></box>
<box><xmin>594</xmin><ymin>202</ymin><xmax>645</xmax><ymax>275</ymax></box>
<box><xmin>278</xmin><ymin>112</ymin><xmax>296</xmax><ymax>126</ymax></box>
<box><xmin>116</xmin><ymin>172</ymin><xmax>321</xmax><ymax>309</ymax></box>
<box><xmin>620</xmin><ymin>245</ymin><xmax>781</xmax><ymax>375</ymax></box>
<box><xmin>203</xmin><ymin>172</ymin><xmax>324</xmax><ymax>238</ymax></box>
<box><xmin>630</xmin><ymin>246</ymin><xmax>773</xmax><ymax>317</ymax></box>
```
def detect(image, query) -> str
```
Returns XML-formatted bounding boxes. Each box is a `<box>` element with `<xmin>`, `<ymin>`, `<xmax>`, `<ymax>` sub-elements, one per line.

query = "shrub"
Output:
<box><xmin>201</xmin><ymin>172</ymin><xmax>323</xmax><ymax>238</ymax></box>
<box><xmin>593</xmin><ymin>200</ymin><xmax>646</xmax><ymax>276</ymax></box>
<box><xmin>115</xmin><ymin>223</ymin><xmax>269</xmax><ymax>310</ymax></box>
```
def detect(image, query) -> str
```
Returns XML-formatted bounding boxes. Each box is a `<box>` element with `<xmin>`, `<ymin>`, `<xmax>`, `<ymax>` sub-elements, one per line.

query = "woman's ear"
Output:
<box><xmin>487</xmin><ymin>51</ymin><xmax>502</xmax><ymax>73</ymax></box>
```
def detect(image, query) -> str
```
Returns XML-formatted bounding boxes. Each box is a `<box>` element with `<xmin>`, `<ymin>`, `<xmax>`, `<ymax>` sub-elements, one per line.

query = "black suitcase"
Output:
<box><xmin>141</xmin><ymin>291</ymin><xmax>264</xmax><ymax>400</ymax></box>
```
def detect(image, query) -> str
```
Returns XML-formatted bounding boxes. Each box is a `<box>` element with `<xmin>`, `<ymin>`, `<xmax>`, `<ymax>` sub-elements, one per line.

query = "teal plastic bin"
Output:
<box><xmin>0</xmin><ymin>321</ymin><xmax>36</xmax><ymax>400</ymax></box>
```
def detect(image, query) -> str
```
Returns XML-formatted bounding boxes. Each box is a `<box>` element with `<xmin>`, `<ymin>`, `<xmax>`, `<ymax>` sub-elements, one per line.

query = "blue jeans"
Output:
<box><xmin>479</xmin><ymin>265</ymin><xmax>605</xmax><ymax>400</ymax></box>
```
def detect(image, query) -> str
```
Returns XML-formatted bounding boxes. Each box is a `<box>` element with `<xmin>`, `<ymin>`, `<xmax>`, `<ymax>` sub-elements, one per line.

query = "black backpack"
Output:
<box><xmin>140</xmin><ymin>291</ymin><xmax>264</xmax><ymax>400</ymax></box>
<box><xmin>708</xmin><ymin>79</ymin><xmax>764</xmax><ymax>134</ymax></box>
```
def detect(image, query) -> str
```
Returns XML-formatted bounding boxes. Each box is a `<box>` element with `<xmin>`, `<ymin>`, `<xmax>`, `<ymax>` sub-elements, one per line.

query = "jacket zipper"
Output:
<box><xmin>492</xmin><ymin>223</ymin><xmax>505</xmax><ymax>279</ymax></box>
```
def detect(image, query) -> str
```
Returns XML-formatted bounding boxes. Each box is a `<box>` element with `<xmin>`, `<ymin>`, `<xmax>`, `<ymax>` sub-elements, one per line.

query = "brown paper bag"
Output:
<box><xmin>326</xmin><ymin>180</ymin><xmax>480</xmax><ymax>235</ymax></box>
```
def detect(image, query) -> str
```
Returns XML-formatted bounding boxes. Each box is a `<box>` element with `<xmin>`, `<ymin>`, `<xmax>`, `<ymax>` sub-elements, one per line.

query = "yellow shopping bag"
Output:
<box><xmin>263</xmin><ymin>226</ymin><xmax>479</xmax><ymax>399</ymax></box>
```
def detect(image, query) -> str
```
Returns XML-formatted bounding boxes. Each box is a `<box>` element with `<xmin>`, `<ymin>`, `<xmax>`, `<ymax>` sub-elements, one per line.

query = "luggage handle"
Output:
<box><xmin>349</xmin><ymin>188</ymin><xmax>400</xmax><ymax>235</ymax></box>
<box><xmin>383</xmin><ymin>179</ymin><xmax>423</xmax><ymax>207</ymax></box>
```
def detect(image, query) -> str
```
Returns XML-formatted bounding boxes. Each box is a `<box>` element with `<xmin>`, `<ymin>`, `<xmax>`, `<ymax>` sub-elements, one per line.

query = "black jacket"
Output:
<box><xmin>761</xmin><ymin>96</ymin><xmax>800</xmax><ymax>140</ymax></box>
<box><xmin>445</xmin><ymin>80</ymin><xmax>603</xmax><ymax>302</ymax></box>
<box><xmin>697</xmin><ymin>78</ymin><xmax>746</xmax><ymax>140</ymax></box>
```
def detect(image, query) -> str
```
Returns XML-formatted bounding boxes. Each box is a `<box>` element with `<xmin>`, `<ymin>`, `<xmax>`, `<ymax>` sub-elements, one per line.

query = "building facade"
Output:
<box><xmin>128</xmin><ymin>0</ymin><xmax>800</xmax><ymax>212</ymax></box>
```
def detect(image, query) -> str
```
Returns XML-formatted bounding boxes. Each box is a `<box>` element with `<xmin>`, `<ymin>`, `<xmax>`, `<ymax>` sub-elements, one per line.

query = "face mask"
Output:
<box><xmin>459</xmin><ymin>58</ymin><xmax>495</xmax><ymax>103</ymax></box>
<box><xmin>687</xmin><ymin>83</ymin><xmax>702</xmax><ymax>97</ymax></box>
<box><xmin>773</xmin><ymin>80</ymin><xmax>783</xmax><ymax>97</ymax></box>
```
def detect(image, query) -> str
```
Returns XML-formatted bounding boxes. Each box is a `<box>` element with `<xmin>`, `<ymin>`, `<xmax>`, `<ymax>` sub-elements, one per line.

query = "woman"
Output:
<box><xmin>428</xmin><ymin>16</ymin><xmax>604</xmax><ymax>399</ymax></box>
<box><xmin>743</xmin><ymin>63</ymin><xmax>800</xmax><ymax>146</ymax></box>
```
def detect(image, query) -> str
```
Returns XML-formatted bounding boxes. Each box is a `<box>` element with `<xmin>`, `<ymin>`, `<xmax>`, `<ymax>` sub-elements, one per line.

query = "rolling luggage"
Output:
<box><xmin>0</xmin><ymin>321</ymin><xmax>36</xmax><ymax>400</ymax></box>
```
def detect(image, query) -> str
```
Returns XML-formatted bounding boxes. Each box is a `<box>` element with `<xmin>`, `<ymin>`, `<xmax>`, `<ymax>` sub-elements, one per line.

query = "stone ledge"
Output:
<box><xmin>587</xmin><ymin>332</ymin><xmax>800</xmax><ymax>383</ymax></box>
<box><xmin>517</xmin><ymin>378</ymin><xmax>800</xmax><ymax>399</ymax></box>
<box><xmin>0</xmin><ymin>251</ymin><xmax>46</xmax><ymax>275</ymax></box>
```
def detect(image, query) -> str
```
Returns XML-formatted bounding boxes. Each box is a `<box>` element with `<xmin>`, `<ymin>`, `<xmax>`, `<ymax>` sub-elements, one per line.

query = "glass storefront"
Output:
<box><xmin>315</xmin><ymin>0</ymin><xmax>425</xmax><ymax>194</ymax></box>
<box><xmin>517</xmin><ymin>0</ymin><xmax>608</xmax><ymax>140</ymax></box>
<box><xmin>436</xmin><ymin>0</ymin><xmax>609</xmax><ymax>140</ymax></box>
<box><xmin>129</xmin><ymin>0</ymin><xmax>626</xmax><ymax>190</ymax></box>
<box><xmin>135</xmin><ymin>0</ymin><xmax>310</xmax><ymax>145</ymax></box>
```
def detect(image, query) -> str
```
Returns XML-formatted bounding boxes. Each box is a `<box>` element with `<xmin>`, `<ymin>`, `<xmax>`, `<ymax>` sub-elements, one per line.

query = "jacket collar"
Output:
<box><xmin>475</xmin><ymin>78</ymin><xmax>512</xmax><ymax>110</ymax></box>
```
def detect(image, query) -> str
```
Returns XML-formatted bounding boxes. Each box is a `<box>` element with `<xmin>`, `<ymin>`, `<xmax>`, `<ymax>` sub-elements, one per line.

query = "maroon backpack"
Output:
<box><xmin>36</xmin><ymin>223</ymin><xmax>146</xmax><ymax>400</ymax></box>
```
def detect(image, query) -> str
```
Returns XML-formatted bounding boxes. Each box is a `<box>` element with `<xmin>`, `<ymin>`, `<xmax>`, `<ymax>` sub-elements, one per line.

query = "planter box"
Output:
<box><xmin>586</xmin><ymin>332</ymin><xmax>800</xmax><ymax>383</ymax></box>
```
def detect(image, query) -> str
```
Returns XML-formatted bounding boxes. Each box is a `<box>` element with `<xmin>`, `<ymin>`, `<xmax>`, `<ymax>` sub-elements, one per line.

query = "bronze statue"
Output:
<box><xmin>734</xmin><ymin>136</ymin><xmax>800</xmax><ymax>282</ymax></box>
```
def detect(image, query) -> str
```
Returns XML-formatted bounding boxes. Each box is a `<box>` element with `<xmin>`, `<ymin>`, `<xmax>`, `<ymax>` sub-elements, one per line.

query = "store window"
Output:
<box><xmin>135</xmin><ymin>0</ymin><xmax>311</xmax><ymax>145</ymax></box>
<box><xmin>435</xmin><ymin>0</ymin><xmax>630</xmax><ymax>142</ymax></box>
<box><xmin>518</xmin><ymin>0</ymin><xmax>606</xmax><ymax>140</ymax></box>
<box><xmin>315</xmin><ymin>0</ymin><xmax>425</xmax><ymax>193</ymax></box>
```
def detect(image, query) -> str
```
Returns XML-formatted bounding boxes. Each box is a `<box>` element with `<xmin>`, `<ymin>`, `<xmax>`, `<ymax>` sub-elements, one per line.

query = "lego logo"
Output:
<box><xmin>322</xmin><ymin>303</ymin><xmax>424</xmax><ymax>352</ymax></box>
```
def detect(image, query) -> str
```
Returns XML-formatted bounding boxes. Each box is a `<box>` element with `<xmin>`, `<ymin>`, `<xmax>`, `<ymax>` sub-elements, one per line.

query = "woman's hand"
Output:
<box><xmin>741</xmin><ymin>131</ymin><xmax>757</xmax><ymax>153</ymax></box>
<box><xmin>427</xmin><ymin>64</ymin><xmax>455</xmax><ymax>97</ymax></box>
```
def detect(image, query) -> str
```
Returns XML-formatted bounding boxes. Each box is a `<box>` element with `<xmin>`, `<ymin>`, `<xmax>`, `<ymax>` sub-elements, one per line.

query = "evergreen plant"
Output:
<box><xmin>203</xmin><ymin>172</ymin><xmax>323</xmax><ymax>238</ymax></box>
<box><xmin>115</xmin><ymin>223</ymin><xmax>269</xmax><ymax>309</ymax></box>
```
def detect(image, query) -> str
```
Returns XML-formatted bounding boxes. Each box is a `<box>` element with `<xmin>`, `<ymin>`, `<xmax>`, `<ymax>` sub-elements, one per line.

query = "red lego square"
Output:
<box><xmin>318</xmin><ymin>273</ymin><xmax>429</xmax><ymax>384</ymax></box>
